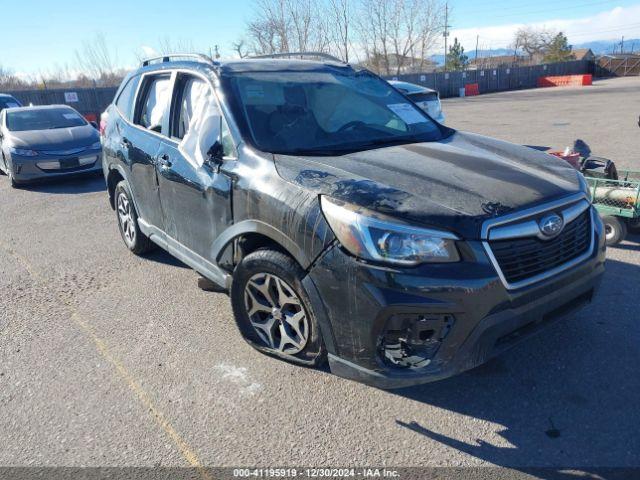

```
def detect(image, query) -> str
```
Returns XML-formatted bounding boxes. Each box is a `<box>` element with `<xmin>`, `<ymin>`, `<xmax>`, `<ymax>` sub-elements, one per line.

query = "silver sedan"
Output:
<box><xmin>0</xmin><ymin>105</ymin><xmax>102</xmax><ymax>187</ymax></box>
<box><xmin>389</xmin><ymin>80</ymin><xmax>445</xmax><ymax>124</ymax></box>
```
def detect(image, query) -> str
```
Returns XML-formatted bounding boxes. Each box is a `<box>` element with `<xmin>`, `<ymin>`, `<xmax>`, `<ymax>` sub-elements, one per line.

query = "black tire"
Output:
<box><xmin>602</xmin><ymin>215</ymin><xmax>627</xmax><ymax>246</ymax></box>
<box><xmin>114</xmin><ymin>180</ymin><xmax>155</xmax><ymax>255</ymax></box>
<box><xmin>627</xmin><ymin>217</ymin><xmax>640</xmax><ymax>234</ymax></box>
<box><xmin>231</xmin><ymin>249</ymin><xmax>327</xmax><ymax>367</ymax></box>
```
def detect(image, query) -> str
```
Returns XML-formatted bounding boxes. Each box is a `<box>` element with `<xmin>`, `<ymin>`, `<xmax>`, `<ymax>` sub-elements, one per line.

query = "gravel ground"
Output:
<box><xmin>0</xmin><ymin>76</ymin><xmax>638</xmax><ymax>475</ymax></box>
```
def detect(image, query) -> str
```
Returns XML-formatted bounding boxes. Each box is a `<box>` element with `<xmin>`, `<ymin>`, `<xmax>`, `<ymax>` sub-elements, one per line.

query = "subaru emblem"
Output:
<box><xmin>538</xmin><ymin>214</ymin><xmax>564</xmax><ymax>238</ymax></box>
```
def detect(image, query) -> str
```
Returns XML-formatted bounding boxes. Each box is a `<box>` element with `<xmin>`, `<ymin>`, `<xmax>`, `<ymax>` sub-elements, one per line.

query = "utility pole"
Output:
<box><xmin>443</xmin><ymin>3</ymin><xmax>450</xmax><ymax>71</ymax></box>
<box><xmin>621</xmin><ymin>36</ymin><xmax>625</xmax><ymax>54</ymax></box>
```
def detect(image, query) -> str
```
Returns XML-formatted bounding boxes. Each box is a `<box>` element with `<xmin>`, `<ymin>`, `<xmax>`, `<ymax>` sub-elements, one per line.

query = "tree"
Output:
<box><xmin>446</xmin><ymin>37</ymin><xmax>468</xmax><ymax>71</ymax></box>
<box><xmin>513</xmin><ymin>26</ymin><xmax>554</xmax><ymax>59</ymax></box>
<box><xmin>357</xmin><ymin>0</ymin><xmax>446</xmax><ymax>75</ymax></box>
<box><xmin>543</xmin><ymin>32</ymin><xmax>575</xmax><ymax>63</ymax></box>
<box><xmin>74</xmin><ymin>33</ymin><xmax>118</xmax><ymax>82</ymax></box>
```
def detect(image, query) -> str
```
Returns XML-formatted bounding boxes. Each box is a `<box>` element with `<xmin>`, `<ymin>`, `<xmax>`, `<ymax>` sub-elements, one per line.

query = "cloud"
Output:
<box><xmin>447</xmin><ymin>4</ymin><xmax>640</xmax><ymax>51</ymax></box>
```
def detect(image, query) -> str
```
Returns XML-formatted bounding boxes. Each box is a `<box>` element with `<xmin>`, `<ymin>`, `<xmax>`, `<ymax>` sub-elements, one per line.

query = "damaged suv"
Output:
<box><xmin>102</xmin><ymin>54</ymin><xmax>605</xmax><ymax>388</ymax></box>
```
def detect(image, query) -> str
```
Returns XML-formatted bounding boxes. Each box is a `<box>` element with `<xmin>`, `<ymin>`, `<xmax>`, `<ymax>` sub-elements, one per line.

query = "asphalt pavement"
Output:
<box><xmin>1</xmin><ymin>76</ymin><xmax>639</xmax><ymax>473</ymax></box>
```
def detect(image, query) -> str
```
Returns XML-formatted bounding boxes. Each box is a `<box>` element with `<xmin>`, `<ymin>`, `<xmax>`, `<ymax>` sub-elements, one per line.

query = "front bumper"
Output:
<box><xmin>10</xmin><ymin>151</ymin><xmax>102</xmax><ymax>184</ymax></box>
<box><xmin>307</xmin><ymin>209</ymin><xmax>606</xmax><ymax>389</ymax></box>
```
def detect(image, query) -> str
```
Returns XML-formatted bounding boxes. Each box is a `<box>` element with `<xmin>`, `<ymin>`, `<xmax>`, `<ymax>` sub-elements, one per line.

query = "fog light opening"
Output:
<box><xmin>378</xmin><ymin>314</ymin><xmax>455</xmax><ymax>369</ymax></box>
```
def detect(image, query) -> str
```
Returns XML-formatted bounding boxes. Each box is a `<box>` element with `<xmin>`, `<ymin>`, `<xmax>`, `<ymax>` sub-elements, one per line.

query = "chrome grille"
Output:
<box><xmin>489</xmin><ymin>210</ymin><xmax>591</xmax><ymax>284</ymax></box>
<box><xmin>482</xmin><ymin>194</ymin><xmax>595</xmax><ymax>290</ymax></box>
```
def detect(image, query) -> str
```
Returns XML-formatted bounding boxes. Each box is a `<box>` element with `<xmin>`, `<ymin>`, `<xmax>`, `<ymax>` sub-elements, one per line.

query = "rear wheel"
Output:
<box><xmin>231</xmin><ymin>249</ymin><xmax>326</xmax><ymax>367</ymax></box>
<box><xmin>602</xmin><ymin>215</ymin><xmax>627</xmax><ymax>246</ymax></box>
<box><xmin>115</xmin><ymin>181</ymin><xmax>155</xmax><ymax>255</ymax></box>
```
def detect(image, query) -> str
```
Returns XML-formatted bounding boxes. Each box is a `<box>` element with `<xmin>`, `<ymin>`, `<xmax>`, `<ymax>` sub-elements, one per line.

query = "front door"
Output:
<box><xmin>155</xmin><ymin>73</ymin><xmax>234</xmax><ymax>264</ymax></box>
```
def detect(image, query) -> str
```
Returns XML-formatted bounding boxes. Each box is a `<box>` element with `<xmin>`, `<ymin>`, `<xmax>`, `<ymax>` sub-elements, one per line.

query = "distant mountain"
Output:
<box><xmin>429</xmin><ymin>39</ymin><xmax>640</xmax><ymax>66</ymax></box>
<box><xmin>573</xmin><ymin>39</ymin><xmax>640</xmax><ymax>55</ymax></box>
<box><xmin>430</xmin><ymin>49</ymin><xmax>513</xmax><ymax>66</ymax></box>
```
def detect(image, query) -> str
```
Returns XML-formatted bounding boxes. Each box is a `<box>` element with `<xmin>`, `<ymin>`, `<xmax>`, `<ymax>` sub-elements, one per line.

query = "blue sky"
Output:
<box><xmin>4</xmin><ymin>0</ymin><xmax>640</xmax><ymax>76</ymax></box>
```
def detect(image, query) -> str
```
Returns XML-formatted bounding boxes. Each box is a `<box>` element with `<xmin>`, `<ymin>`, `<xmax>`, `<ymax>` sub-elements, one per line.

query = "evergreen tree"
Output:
<box><xmin>446</xmin><ymin>38</ymin><xmax>469</xmax><ymax>71</ymax></box>
<box><xmin>543</xmin><ymin>32</ymin><xmax>575</xmax><ymax>63</ymax></box>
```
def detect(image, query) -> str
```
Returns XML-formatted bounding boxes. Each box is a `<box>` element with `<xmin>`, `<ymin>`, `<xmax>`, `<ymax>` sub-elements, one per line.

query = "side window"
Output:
<box><xmin>172</xmin><ymin>74</ymin><xmax>236</xmax><ymax>165</ymax></box>
<box><xmin>171</xmin><ymin>75</ymin><xmax>211</xmax><ymax>140</ymax></box>
<box><xmin>115</xmin><ymin>76</ymin><xmax>138</xmax><ymax>121</ymax></box>
<box><xmin>221</xmin><ymin>117</ymin><xmax>236</xmax><ymax>158</ymax></box>
<box><xmin>135</xmin><ymin>74</ymin><xmax>172</xmax><ymax>133</ymax></box>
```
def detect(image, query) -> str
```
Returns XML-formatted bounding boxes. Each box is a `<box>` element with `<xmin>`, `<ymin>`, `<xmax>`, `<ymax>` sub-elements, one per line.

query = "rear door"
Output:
<box><xmin>155</xmin><ymin>72</ymin><xmax>234</xmax><ymax>264</ymax></box>
<box><xmin>121</xmin><ymin>72</ymin><xmax>172</xmax><ymax>230</ymax></box>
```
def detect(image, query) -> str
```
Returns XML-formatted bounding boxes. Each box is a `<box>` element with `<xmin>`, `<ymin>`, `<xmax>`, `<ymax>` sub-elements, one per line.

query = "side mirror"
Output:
<box><xmin>90</xmin><ymin>121</ymin><xmax>98</xmax><ymax>129</ymax></box>
<box><xmin>206</xmin><ymin>141</ymin><xmax>224</xmax><ymax>170</ymax></box>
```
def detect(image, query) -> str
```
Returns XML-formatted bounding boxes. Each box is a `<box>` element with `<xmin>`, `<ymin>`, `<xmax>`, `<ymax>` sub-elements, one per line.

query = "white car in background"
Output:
<box><xmin>389</xmin><ymin>80</ymin><xmax>445</xmax><ymax>124</ymax></box>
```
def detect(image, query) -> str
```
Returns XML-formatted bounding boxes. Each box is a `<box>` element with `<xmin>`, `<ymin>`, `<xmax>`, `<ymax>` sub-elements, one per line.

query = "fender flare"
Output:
<box><xmin>211</xmin><ymin>220</ymin><xmax>311</xmax><ymax>269</ymax></box>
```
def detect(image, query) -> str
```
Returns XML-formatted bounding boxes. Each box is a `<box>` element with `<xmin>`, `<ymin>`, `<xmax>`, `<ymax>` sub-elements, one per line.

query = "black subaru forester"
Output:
<box><xmin>102</xmin><ymin>53</ymin><xmax>605</xmax><ymax>388</ymax></box>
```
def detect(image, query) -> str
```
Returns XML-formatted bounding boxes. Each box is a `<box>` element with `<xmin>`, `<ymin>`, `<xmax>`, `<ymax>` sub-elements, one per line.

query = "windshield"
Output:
<box><xmin>222</xmin><ymin>69</ymin><xmax>448</xmax><ymax>155</ymax></box>
<box><xmin>6</xmin><ymin>108</ymin><xmax>87</xmax><ymax>132</ymax></box>
<box><xmin>0</xmin><ymin>97</ymin><xmax>21</xmax><ymax>111</ymax></box>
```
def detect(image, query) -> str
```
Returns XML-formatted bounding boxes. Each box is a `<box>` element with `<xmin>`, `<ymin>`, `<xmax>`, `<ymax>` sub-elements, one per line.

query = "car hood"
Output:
<box><xmin>7</xmin><ymin>125</ymin><xmax>98</xmax><ymax>151</ymax></box>
<box><xmin>273</xmin><ymin>131</ymin><xmax>583</xmax><ymax>239</ymax></box>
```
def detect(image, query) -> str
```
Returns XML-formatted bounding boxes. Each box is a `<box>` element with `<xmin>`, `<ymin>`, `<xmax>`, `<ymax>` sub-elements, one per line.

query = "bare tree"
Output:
<box><xmin>327</xmin><ymin>0</ymin><xmax>352</xmax><ymax>62</ymax></box>
<box><xmin>0</xmin><ymin>65</ymin><xmax>25</xmax><ymax>90</ymax></box>
<box><xmin>513</xmin><ymin>26</ymin><xmax>555</xmax><ymax>60</ymax></box>
<box><xmin>74</xmin><ymin>33</ymin><xmax>118</xmax><ymax>82</ymax></box>
<box><xmin>232</xmin><ymin>39</ymin><xmax>251</xmax><ymax>58</ymax></box>
<box><xmin>357</xmin><ymin>0</ymin><xmax>445</xmax><ymax>75</ymax></box>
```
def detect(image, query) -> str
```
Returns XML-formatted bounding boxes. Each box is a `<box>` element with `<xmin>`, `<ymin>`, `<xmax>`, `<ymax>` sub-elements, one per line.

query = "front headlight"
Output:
<box><xmin>9</xmin><ymin>147</ymin><xmax>38</xmax><ymax>157</ymax></box>
<box><xmin>89</xmin><ymin>141</ymin><xmax>102</xmax><ymax>150</ymax></box>
<box><xmin>578</xmin><ymin>173</ymin><xmax>592</xmax><ymax>201</ymax></box>
<box><xmin>321</xmin><ymin>197</ymin><xmax>460</xmax><ymax>265</ymax></box>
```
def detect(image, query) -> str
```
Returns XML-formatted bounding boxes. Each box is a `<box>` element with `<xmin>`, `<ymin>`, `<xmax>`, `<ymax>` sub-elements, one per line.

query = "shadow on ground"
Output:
<box><xmin>18</xmin><ymin>174</ymin><xmax>106</xmax><ymax>194</ymax></box>
<box><xmin>144</xmin><ymin>249</ymin><xmax>189</xmax><ymax>269</ymax></box>
<box><xmin>390</xmin><ymin>258</ymin><xmax>640</xmax><ymax>479</ymax></box>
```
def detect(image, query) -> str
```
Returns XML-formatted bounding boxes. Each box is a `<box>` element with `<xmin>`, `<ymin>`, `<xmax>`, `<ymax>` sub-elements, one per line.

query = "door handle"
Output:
<box><xmin>157</xmin><ymin>154</ymin><xmax>172</xmax><ymax>168</ymax></box>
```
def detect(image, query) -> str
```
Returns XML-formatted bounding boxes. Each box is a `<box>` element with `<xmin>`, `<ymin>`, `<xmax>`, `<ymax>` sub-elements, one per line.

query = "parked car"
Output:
<box><xmin>389</xmin><ymin>80</ymin><xmax>445</xmax><ymax>124</ymax></box>
<box><xmin>102</xmin><ymin>54</ymin><xmax>604</xmax><ymax>388</ymax></box>
<box><xmin>0</xmin><ymin>94</ymin><xmax>22</xmax><ymax>112</ymax></box>
<box><xmin>0</xmin><ymin>105</ymin><xmax>102</xmax><ymax>187</ymax></box>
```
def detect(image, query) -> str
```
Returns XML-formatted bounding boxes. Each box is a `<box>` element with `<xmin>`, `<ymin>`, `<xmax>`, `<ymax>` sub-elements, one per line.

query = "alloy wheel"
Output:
<box><xmin>244</xmin><ymin>273</ymin><xmax>309</xmax><ymax>355</ymax></box>
<box><xmin>117</xmin><ymin>191</ymin><xmax>136</xmax><ymax>246</ymax></box>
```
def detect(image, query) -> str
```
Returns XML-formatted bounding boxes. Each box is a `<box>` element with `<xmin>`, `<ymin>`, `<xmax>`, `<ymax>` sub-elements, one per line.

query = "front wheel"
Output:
<box><xmin>230</xmin><ymin>249</ymin><xmax>326</xmax><ymax>367</ymax></box>
<box><xmin>602</xmin><ymin>215</ymin><xmax>627</xmax><ymax>246</ymax></box>
<box><xmin>114</xmin><ymin>181</ymin><xmax>155</xmax><ymax>255</ymax></box>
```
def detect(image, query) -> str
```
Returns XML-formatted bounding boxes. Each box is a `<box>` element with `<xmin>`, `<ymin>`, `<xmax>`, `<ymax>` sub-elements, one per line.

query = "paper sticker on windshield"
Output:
<box><xmin>387</xmin><ymin>103</ymin><xmax>426</xmax><ymax>124</ymax></box>
<box><xmin>245</xmin><ymin>85</ymin><xmax>265</xmax><ymax>99</ymax></box>
<box><xmin>63</xmin><ymin>113</ymin><xmax>81</xmax><ymax>120</ymax></box>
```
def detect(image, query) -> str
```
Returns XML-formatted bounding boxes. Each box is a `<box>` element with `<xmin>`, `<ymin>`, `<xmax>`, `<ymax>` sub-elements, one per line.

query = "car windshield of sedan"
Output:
<box><xmin>6</xmin><ymin>108</ymin><xmax>87</xmax><ymax>132</ymax></box>
<box><xmin>224</xmin><ymin>70</ymin><xmax>449</xmax><ymax>155</ymax></box>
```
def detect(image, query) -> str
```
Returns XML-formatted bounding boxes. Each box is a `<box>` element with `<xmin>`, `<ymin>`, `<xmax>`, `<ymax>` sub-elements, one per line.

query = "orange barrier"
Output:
<box><xmin>537</xmin><ymin>74</ymin><xmax>592</xmax><ymax>88</ymax></box>
<box><xmin>465</xmin><ymin>83</ymin><xmax>480</xmax><ymax>96</ymax></box>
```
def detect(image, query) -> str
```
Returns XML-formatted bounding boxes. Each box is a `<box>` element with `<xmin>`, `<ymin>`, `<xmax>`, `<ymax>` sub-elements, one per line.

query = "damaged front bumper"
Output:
<box><xmin>306</xmin><ymin>219</ymin><xmax>606</xmax><ymax>389</ymax></box>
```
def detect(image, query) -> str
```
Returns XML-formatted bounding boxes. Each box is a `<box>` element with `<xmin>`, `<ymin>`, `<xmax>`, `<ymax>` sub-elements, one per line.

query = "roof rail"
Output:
<box><xmin>141</xmin><ymin>53</ymin><xmax>219</xmax><ymax>68</ymax></box>
<box><xmin>250</xmin><ymin>52</ymin><xmax>345</xmax><ymax>64</ymax></box>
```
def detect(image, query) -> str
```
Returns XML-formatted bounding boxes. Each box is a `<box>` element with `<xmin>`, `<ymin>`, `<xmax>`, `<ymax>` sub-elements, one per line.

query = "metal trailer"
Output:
<box><xmin>585</xmin><ymin>170</ymin><xmax>640</xmax><ymax>245</ymax></box>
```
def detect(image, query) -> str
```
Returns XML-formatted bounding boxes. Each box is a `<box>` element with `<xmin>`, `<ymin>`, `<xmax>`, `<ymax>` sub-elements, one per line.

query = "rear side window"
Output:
<box><xmin>135</xmin><ymin>74</ymin><xmax>172</xmax><ymax>133</ymax></box>
<box><xmin>115</xmin><ymin>76</ymin><xmax>138</xmax><ymax>120</ymax></box>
